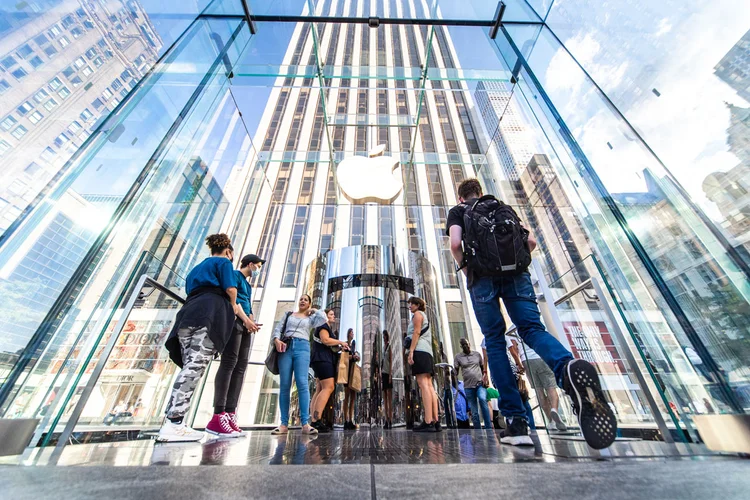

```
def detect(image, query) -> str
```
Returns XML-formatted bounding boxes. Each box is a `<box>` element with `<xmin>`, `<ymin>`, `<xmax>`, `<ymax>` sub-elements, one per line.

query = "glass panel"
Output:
<box><xmin>0</xmin><ymin>18</ymin><xmax>248</xmax><ymax>433</ymax></box>
<box><xmin>61</xmin><ymin>270</ymin><xmax>187</xmax><ymax>436</ymax></box>
<box><xmin>492</xmin><ymin>23</ymin><xmax>750</xmax><ymax>429</ymax></box>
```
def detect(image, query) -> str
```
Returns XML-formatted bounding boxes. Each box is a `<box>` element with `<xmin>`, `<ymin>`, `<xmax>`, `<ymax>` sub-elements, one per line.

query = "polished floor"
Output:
<box><xmin>2</xmin><ymin>428</ymin><xmax>726</xmax><ymax>466</ymax></box>
<box><xmin>2</xmin><ymin>430</ymin><xmax>749</xmax><ymax>500</ymax></box>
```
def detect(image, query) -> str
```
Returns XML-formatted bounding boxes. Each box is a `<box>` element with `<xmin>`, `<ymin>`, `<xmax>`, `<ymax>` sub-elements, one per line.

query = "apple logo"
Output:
<box><xmin>336</xmin><ymin>145</ymin><xmax>403</xmax><ymax>203</ymax></box>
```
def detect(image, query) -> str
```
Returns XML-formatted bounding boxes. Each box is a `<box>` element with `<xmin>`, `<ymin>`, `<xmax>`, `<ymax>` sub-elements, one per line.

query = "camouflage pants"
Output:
<box><xmin>165</xmin><ymin>326</ymin><xmax>215</xmax><ymax>419</ymax></box>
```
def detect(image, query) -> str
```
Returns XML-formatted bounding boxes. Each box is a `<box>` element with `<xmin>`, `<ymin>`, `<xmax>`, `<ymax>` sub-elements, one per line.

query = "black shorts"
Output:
<box><xmin>411</xmin><ymin>351</ymin><xmax>433</xmax><ymax>376</ymax></box>
<box><xmin>311</xmin><ymin>360</ymin><xmax>336</xmax><ymax>380</ymax></box>
<box><xmin>382</xmin><ymin>373</ymin><xmax>393</xmax><ymax>390</ymax></box>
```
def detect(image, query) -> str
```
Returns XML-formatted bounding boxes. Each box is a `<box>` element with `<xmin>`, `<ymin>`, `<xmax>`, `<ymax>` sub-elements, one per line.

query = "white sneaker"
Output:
<box><xmin>550</xmin><ymin>409</ymin><xmax>567</xmax><ymax>431</ymax></box>
<box><xmin>547</xmin><ymin>420</ymin><xmax>558</xmax><ymax>432</ymax></box>
<box><xmin>156</xmin><ymin>420</ymin><xmax>204</xmax><ymax>443</ymax></box>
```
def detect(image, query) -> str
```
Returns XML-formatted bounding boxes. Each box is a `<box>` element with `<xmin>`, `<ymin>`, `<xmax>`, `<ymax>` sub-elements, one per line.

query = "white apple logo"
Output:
<box><xmin>336</xmin><ymin>145</ymin><xmax>403</xmax><ymax>203</ymax></box>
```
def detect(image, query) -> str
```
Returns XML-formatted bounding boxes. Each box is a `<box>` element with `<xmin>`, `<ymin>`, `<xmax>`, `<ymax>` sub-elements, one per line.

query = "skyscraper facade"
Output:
<box><xmin>0</xmin><ymin>0</ymin><xmax>161</xmax><ymax>234</ymax></box>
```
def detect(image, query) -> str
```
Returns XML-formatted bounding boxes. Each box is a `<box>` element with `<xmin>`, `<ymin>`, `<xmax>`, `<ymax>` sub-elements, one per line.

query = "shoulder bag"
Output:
<box><xmin>264</xmin><ymin>312</ymin><xmax>292</xmax><ymax>375</ymax></box>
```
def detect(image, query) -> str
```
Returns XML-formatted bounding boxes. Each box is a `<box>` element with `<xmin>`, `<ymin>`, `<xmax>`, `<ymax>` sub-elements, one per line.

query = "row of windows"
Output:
<box><xmin>0</xmin><ymin>12</ymin><xmax>95</xmax><ymax>83</ymax></box>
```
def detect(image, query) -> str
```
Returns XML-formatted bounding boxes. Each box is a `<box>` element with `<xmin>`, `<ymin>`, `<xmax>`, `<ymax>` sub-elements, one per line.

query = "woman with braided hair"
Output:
<box><xmin>158</xmin><ymin>233</ymin><xmax>239</xmax><ymax>442</ymax></box>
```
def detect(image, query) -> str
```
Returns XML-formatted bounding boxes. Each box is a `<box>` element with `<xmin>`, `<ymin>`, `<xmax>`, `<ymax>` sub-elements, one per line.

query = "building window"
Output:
<box><xmin>92</xmin><ymin>57</ymin><xmax>103</xmax><ymax>68</ymax></box>
<box><xmin>446</xmin><ymin>302</ymin><xmax>468</xmax><ymax>357</ymax></box>
<box><xmin>0</xmin><ymin>79</ymin><xmax>10</xmax><ymax>94</ymax></box>
<box><xmin>0</xmin><ymin>140</ymin><xmax>11</xmax><ymax>156</ymax></box>
<box><xmin>379</xmin><ymin>206</ymin><xmax>395</xmax><ymax>246</ymax></box>
<box><xmin>49</xmin><ymin>25</ymin><xmax>61</xmax><ymax>37</ymax></box>
<box><xmin>40</xmin><ymin>147</ymin><xmax>56</xmax><ymax>161</ymax></box>
<box><xmin>16</xmin><ymin>44</ymin><xmax>33</xmax><ymax>59</ymax></box>
<box><xmin>29</xmin><ymin>56</ymin><xmax>44</xmax><ymax>69</ymax></box>
<box><xmin>43</xmin><ymin>98</ymin><xmax>58</xmax><ymax>111</ymax></box>
<box><xmin>11</xmin><ymin>68</ymin><xmax>28</xmax><ymax>80</ymax></box>
<box><xmin>17</xmin><ymin>101</ymin><xmax>33</xmax><ymax>115</ymax></box>
<box><xmin>53</xmin><ymin>132</ymin><xmax>69</xmax><ymax>148</ymax></box>
<box><xmin>101</xmin><ymin>88</ymin><xmax>112</xmax><ymax>100</ymax></box>
<box><xmin>48</xmin><ymin>77</ymin><xmax>62</xmax><ymax>90</ymax></box>
<box><xmin>91</xmin><ymin>98</ymin><xmax>103</xmax><ymax>110</ymax></box>
<box><xmin>111</xmin><ymin>78</ymin><xmax>122</xmax><ymax>90</ymax></box>
<box><xmin>11</xmin><ymin>125</ymin><xmax>28</xmax><ymax>139</ymax></box>
<box><xmin>0</xmin><ymin>55</ymin><xmax>17</xmax><ymax>69</ymax></box>
<box><xmin>1</xmin><ymin>115</ymin><xmax>17</xmax><ymax>131</ymax></box>
<box><xmin>34</xmin><ymin>34</ymin><xmax>49</xmax><ymax>46</ymax></box>
<box><xmin>79</xmin><ymin>108</ymin><xmax>93</xmax><ymax>121</ymax></box>
<box><xmin>28</xmin><ymin>111</ymin><xmax>43</xmax><ymax>124</ymax></box>
<box><xmin>44</xmin><ymin>45</ymin><xmax>58</xmax><ymax>57</ymax></box>
<box><xmin>85</xmin><ymin>48</ymin><xmax>96</xmax><ymax>59</ymax></box>
<box><xmin>59</xmin><ymin>36</ymin><xmax>70</xmax><ymax>47</ymax></box>
<box><xmin>33</xmin><ymin>89</ymin><xmax>49</xmax><ymax>103</ymax></box>
<box><xmin>70</xmin><ymin>27</ymin><xmax>83</xmax><ymax>39</ymax></box>
<box><xmin>350</xmin><ymin>206</ymin><xmax>366</xmax><ymax>246</ymax></box>
<box><xmin>81</xmin><ymin>66</ymin><xmax>93</xmax><ymax>77</ymax></box>
<box><xmin>73</xmin><ymin>57</ymin><xmax>85</xmax><ymax>69</ymax></box>
<box><xmin>68</xmin><ymin>121</ymin><xmax>82</xmax><ymax>134</ymax></box>
<box><xmin>24</xmin><ymin>162</ymin><xmax>42</xmax><ymax>176</ymax></box>
<box><xmin>58</xmin><ymin>86</ymin><xmax>71</xmax><ymax>99</ymax></box>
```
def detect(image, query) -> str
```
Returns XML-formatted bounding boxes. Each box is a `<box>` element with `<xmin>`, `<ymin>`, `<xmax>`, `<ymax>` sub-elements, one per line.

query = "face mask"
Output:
<box><xmin>251</xmin><ymin>269</ymin><xmax>260</xmax><ymax>278</ymax></box>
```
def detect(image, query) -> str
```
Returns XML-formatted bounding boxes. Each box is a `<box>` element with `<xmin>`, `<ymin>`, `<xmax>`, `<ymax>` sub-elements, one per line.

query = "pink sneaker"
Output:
<box><xmin>227</xmin><ymin>412</ymin><xmax>246</xmax><ymax>436</ymax></box>
<box><xmin>205</xmin><ymin>413</ymin><xmax>240</xmax><ymax>438</ymax></box>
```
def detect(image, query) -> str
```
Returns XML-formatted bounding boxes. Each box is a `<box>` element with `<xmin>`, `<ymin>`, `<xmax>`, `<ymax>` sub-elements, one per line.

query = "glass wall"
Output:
<box><xmin>0</xmin><ymin>0</ymin><xmax>748</xmax><ymax>447</ymax></box>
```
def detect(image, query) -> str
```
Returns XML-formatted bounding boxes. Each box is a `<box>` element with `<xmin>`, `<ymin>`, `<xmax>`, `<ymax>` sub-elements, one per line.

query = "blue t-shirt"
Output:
<box><xmin>185</xmin><ymin>257</ymin><xmax>236</xmax><ymax>295</ymax></box>
<box><xmin>235</xmin><ymin>270</ymin><xmax>253</xmax><ymax>316</ymax></box>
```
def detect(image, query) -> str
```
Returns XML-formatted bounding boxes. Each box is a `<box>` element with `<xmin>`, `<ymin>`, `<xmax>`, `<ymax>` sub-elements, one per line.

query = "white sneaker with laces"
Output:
<box><xmin>156</xmin><ymin>420</ymin><xmax>204</xmax><ymax>443</ymax></box>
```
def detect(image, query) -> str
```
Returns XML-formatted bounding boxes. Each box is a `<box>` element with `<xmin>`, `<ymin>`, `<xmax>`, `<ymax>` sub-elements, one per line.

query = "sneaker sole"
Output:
<box><xmin>155</xmin><ymin>434</ymin><xmax>203</xmax><ymax>443</ymax></box>
<box><xmin>205</xmin><ymin>429</ymin><xmax>241</xmax><ymax>438</ymax></box>
<box><xmin>500</xmin><ymin>435</ymin><xmax>534</xmax><ymax>446</ymax></box>
<box><xmin>567</xmin><ymin>359</ymin><xmax>617</xmax><ymax>449</ymax></box>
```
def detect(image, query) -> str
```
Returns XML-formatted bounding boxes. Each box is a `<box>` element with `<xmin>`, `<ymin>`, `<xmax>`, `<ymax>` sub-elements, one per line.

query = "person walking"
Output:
<box><xmin>310</xmin><ymin>308</ymin><xmax>349</xmax><ymax>432</ymax></box>
<box><xmin>342</xmin><ymin>328</ymin><xmax>360</xmax><ymax>430</ymax></box>
<box><xmin>206</xmin><ymin>254</ymin><xmax>264</xmax><ymax>437</ymax></box>
<box><xmin>381</xmin><ymin>330</ymin><xmax>394</xmax><ymax>429</ymax></box>
<box><xmin>158</xmin><ymin>234</ymin><xmax>238</xmax><ymax>442</ymax></box>
<box><xmin>454</xmin><ymin>338</ymin><xmax>492</xmax><ymax>430</ymax></box>
<box><xmin>509</xmin><ymin>337</ymin><xmax>566</xmax><ymax>431</ymax></box>
<box><xmin>271</xmin><ymin>294</ymin><xmax>327</xmax><ymax>435</ymax></box>
<box><xmin>482</xmin><ymin>338</ymin><xmax>535</xmax><ymax>430</ymax></box>
<box><xmin>447</xmin><ymin>179</ymin><xmax>617</xmax><ymax>449</ymax></box>
<box><xmin>406</xmin><ymin>296</ymin><xmax>441</xmax><ymax>433</ymax></box>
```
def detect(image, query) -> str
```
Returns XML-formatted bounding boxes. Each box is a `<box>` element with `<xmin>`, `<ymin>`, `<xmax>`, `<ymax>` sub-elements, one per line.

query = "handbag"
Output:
<box><xmin>350</xmin><ymin>363</ymin><xmax>363</xmax><ymax>392</ymax></box>
<box><xmin>337</xmin><ymin>351</ymin><xmax>351</xmax><ymax>384</ymax></box>
<box><xmin>264</xmin><ymin>312</ymin><xmax>292</xmax><ymax>375</ymax></box>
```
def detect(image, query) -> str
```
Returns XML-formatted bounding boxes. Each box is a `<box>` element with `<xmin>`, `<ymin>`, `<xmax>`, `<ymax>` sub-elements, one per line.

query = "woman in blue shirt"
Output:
<box><xmin>207</xmin><ymin>254</ymin><xmax>264</xmax><ymax>437</ymax></box>
<box><xmin>159</xmin><ymin>234</ymin><xmax>238</xmax><ymax>443</ymax></box>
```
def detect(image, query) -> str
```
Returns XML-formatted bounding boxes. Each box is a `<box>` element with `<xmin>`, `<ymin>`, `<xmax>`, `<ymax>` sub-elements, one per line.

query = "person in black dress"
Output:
<box><xmin>310</xmin><ymin>308</ymin><xmax>349</xmax><ymax>432</ymax></box>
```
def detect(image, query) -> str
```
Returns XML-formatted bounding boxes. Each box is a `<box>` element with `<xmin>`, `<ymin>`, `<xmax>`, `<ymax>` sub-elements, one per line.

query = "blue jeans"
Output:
<box><xmin>465</xmin><ymin>385</ymin><xmax>492</xmax><ymax>429</ymax></box>
<box><xmin>470</xmin><ymin>273</ymin><xmax>573</xmax><ymax>419</ymax></box>
<box><xmin>278</xmin><ymin>338</ymin><xmax>311</xmax><ymax>426</ymax></box>
<box><xmin>492</xmin><ymin>375</ymin><xmax>536</xmax><ymax>430</ymax></box>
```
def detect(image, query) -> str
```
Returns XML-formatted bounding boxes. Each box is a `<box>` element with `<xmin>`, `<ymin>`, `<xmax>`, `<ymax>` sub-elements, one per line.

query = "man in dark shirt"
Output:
<box><xmin>446</xmin><ymin>178</ymin><xmax>617</xmax><ymax>449</ymax></box>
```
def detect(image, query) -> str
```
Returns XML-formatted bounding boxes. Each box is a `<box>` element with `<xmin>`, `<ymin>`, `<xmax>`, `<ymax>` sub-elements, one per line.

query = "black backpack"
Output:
<box><xmin>461</xmin><ymin>195</ymin><xmax>531</xmax><ymax>276</ymax></box>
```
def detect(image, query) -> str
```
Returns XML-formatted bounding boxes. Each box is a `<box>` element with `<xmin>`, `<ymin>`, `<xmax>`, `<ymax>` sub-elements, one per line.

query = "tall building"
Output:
<box><xmin>0</xmin><ymin>0</ymin><xmax>162</xmax><ymax>234</ymax></box>
<box><xmin>473</xmin><ymin>80</ymin><xmax>535</xmax><ymax>183</ymax></box>
<box><xmin>214</xmin><ymin>0</ymin><xmax>491</xmax><ymax>424</ymax></box>
<box><xmin>714</xmin><ymin>28</ymin><xmax>750</xmax><ymax>103</ymax></box>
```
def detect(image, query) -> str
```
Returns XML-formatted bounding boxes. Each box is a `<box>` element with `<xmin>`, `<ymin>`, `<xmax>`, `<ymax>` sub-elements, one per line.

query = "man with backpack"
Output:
<box><xmin>446</xmin><ymin>178</ymin><xmax>617</xmax><ymax>449</ymax></box>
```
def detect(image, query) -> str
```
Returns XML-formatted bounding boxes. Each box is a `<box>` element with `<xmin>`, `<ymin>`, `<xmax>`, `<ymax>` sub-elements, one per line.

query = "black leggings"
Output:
<box><xmin>214</xmin><ymin>324</ymin><xmax>253</xmax><ymax>413</ymax></box>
